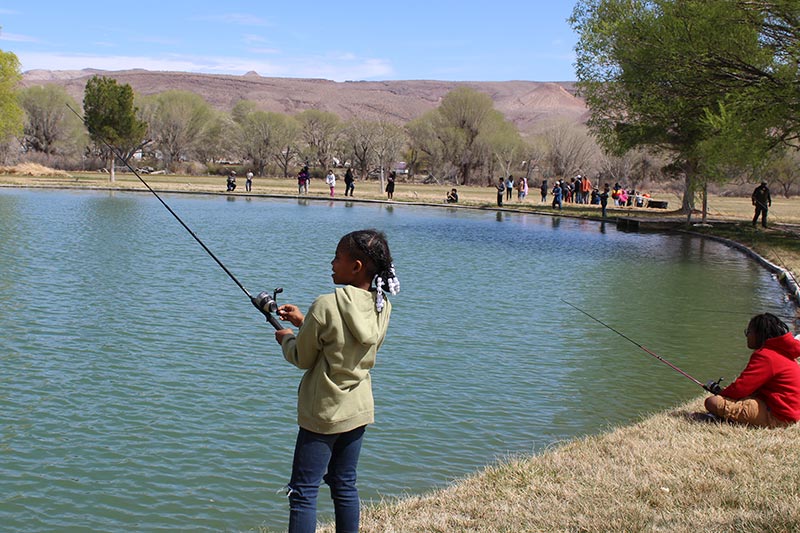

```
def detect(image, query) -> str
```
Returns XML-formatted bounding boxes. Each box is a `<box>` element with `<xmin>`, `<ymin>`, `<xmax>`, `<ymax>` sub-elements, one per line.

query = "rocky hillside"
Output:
<box><xmin>22</xmin><ymin>69</ymin><xmax>588</xmax><ymax>134</ymax></box>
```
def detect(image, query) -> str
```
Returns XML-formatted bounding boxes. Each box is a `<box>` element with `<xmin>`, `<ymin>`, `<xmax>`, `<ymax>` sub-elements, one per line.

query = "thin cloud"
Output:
<box><xmin>194</xmin><ymin>13</ymin><xmax>271</xmax><ymax>27</ymax></box>
<box><xmin>243</xmin><ymin>34</ymin><xmax>267</xmax><ymax>43</ymax></box>
<box><xmin>0</xmin><ymin>31</ymin><xmax>39</xmax><ymax>43</ymax></box>
<box><xmin>248</xmin><ymin>47</ymin><xmax>281</xmax><ymax>55</ymax></box>
<box><xmin>16</xmin><ymin>51</ymin><xmax>394</xmax><ymax>81</ymax></box>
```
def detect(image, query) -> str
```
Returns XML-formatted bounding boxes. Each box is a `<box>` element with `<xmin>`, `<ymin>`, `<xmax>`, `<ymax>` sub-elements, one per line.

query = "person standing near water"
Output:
<box><xmin>600</xmin><ymin>183</ymin><xmax>610</xmax><ymax>218</ymax></box>
<box><xmin>245</xmin><ymin>171</ymin><xmax>253</xmax><ymax>192</ymax></box>
<box><xmin>325</xmin><ymin>169</ymin><xmax>336</xmax><ymax>197</ymax></box>
<box><xmin>751</xmin><ymin>181</ymin><xmax>772</xmax><ymax>228</ymax></box>
<box><xmin>704</xmin><ymin>313</ymin><xmax>800</xmax><ymax>427</ymax></box>
<box><xmin>344</xmin><ymin>167</ymin><xmax>355</xmax><ymax>197</ymax></box>
<box><xmin>385</xmin><ymin>171</ymin><xmax>396</xmax><ymax>200</ymax></box>
<box><xmin>496</xmin><ymin>177</ymin><xmax>505</xmax><ymax>207</ymax></box>
<box><xmin>552</xmin><ymin>180</ymin><xmax>562</xmax><ymax>210</ymax></box>
<box><xmin>275</xmin><ymin>229</ymin><xmax>400</xmax><ymax>532</ymax></box>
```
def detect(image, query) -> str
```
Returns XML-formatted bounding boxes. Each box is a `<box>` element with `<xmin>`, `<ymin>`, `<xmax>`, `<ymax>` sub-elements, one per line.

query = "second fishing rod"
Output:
<box><xmin>66</xmin><ymin>104</ymin><xmax>284</xmax><ymax>330</ymax></box>
<box><xmin>561</xmin><ymin>299</ymin><xmax>724</xmax><ymax>393</ymax></box>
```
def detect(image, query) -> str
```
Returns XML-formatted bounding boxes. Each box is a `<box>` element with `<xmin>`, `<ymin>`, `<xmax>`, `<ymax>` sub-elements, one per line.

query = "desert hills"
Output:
<box><xmin>21</xmin><ymin>69</ymin><xmax>588</xmax><ymax>133</ymax></box>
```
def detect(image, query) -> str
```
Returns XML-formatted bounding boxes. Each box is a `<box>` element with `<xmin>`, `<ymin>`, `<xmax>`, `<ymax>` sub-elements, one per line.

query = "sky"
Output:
<box><xmin>0</xmin><ymin>1</ymin><xmax>579</xmax><ymax>82</ymax></box>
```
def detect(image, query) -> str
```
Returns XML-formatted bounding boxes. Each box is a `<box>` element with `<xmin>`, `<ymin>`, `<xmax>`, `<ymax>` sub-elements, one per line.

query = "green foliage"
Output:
<box><xmin>572</xmin><ymin>0</ymin><xmax>800</xmax><ymax>212</ymax></box>
<box><xmin>240</xmin><ymin>109</ymin><xmax>299</xmax><ymax>175</ymax></box>
<box><xmin>83</xmin><ymin>76</ymin><xmax>147</xmax><ymax>155</ymax></box>
<box><xmin>18</xmin><ymin>84</ymin><xmax>86</xmax><ymax>155</ymax></box>
<box><xmin>138</xmin><ymin>90</ymin><xmax>214</xmax><ymax>170</ymax></box>
<box><xmin>570</xmin><ymin>0</ymin><xmax>772</xmax><ymax>211</ymax></box>
<box><xmin>407</xmin><ymin>86</ymin><xmax>509</xmax><ymax>185</ymax></box>
<box><xmin>0</xmin><ymin>49</ymin><xmax>24</xmax><ymax>144</ymax></box>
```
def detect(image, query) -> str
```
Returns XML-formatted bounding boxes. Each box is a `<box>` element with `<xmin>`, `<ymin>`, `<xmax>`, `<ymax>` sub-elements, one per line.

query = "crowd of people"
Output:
<box><xmin>489</xmin><ymin>174</ymin><xmax>651</xmax><ymax>218</ymax></box>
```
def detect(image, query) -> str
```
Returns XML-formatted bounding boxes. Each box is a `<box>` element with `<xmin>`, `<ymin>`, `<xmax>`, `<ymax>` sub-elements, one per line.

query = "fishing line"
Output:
<box><xmin>66</xmin><ymin>104</ymin><xmax>283</xmax><ymax>329</ymax></box>
<box><xmin>561</xmin><ymin>299</ymin><xmax>721</xmax><ymax>391</ymax></box>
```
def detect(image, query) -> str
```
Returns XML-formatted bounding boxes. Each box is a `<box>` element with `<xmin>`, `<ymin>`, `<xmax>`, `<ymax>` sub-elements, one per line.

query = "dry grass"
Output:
<box><xmin>0</xmin><ymin>163</ymin><xmax>72</xmax><ymax>177</ymax></box>
<box><xmin>333</xmin><ymin>398</ymin><xmax>800</xmax><ymax>533</ymax></box>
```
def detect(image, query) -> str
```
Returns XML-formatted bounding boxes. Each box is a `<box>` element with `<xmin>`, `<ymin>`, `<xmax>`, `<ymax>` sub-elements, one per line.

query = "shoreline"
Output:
<box><xmin>5</xmin><ymin>179</ymin><xmax>800</xmax><ymax>310</ymax></box>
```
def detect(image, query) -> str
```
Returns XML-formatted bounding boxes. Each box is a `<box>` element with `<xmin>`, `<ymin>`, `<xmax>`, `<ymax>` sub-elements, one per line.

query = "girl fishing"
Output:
<box><xmin>274</xmin><ymin>229</ymin><xmax>399</xmax><ymax>532</ymax></box>
<box><xmin>705</xmin><ymin>313</ymin><xmax>800</xmax><ymax>427</ymax></box>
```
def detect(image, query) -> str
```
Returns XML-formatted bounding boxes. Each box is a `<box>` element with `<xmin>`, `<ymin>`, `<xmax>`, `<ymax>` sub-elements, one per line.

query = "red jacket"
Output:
<box><xmin>721</xmin><ymin>332</ymin><xmax>800</xmax><ymax>422</ymax></box>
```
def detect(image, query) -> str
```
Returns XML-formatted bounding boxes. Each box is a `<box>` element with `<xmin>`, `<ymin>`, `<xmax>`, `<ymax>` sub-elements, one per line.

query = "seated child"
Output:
<box><xmin>705</xmin><ymin>313</ymin><xmax>800</xmax><ymax>427</ymax></box>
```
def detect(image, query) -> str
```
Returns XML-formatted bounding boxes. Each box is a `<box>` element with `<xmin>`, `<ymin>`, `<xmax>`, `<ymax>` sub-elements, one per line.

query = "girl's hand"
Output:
<box><xmin>278</xmin><ymin>304</ymin><xmax>305</xmax><ymax>327</ymax></box>
<box><xmin>275</xmin><ymin>328</ymin><xmax>294</xmax><ymax>345</ymax></box>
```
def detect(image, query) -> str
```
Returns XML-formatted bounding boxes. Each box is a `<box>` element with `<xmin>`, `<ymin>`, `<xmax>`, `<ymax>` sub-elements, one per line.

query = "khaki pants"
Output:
<box><xmin>706</xmin><ymin>395</ymin><xmax>791</xmax><ymax>428</ymax></box>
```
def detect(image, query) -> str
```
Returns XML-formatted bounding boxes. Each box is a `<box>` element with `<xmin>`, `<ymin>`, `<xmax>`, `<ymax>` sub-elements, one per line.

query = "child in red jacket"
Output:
<box><xmin>705</xmin><ymin>313</ymin><xmax>800</xmax><ymax>427</ymax></box>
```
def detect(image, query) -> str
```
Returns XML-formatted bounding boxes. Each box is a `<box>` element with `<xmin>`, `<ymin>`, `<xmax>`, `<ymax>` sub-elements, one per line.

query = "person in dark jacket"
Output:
<box><xmin>751</xmin><ymin>181</ymin><xmax>772</xmax><ymax>228</ymax></box>
<box><xmin>344</xmin><ymin>167</ymin><xmax>355</xmax><ymax>197</ymax></box>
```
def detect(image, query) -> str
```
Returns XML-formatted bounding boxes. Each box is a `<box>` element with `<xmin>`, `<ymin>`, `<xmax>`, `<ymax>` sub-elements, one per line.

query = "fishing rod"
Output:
<box><xmin>561</xmin><ymin>299</ymin><xmax>723</xmax><ymax>393</ymax></box>
<box><xmin>66</xmin><ymin>104</ymin><xmax>284</xmax><ymax>330</ymax></box>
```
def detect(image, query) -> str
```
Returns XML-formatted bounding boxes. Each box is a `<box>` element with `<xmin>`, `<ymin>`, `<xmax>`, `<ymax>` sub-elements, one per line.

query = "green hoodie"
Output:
<box><xmin>281</xmin><ymin>285</ymin><xmax>392</xmax><ymax>434</ymax></box>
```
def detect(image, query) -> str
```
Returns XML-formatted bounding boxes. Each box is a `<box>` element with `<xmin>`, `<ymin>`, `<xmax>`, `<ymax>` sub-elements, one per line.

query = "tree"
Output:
<box><xmin>296</xmin><ymin>109</ymin><xmax>341</xmax><ymax>170</ymax></box>
<box><xmin>436</xmin><ymin>87</ymin><xmax>497</xmax><ymax>185</ymax></box>
<box><xmin>272</xmin><ymin>115</ymin><xmax>301</xmax><ymax>178</ymax></box>
<box><xmin>407</xmin><ymin>87</ymin><xmax>507</xmax><ymax>185</ymax></box>
<box><xmin>237</xmin><ymin>110</ymin><xmax>298</xmax><ymax>176</ymax></box>
<box><xmin>139</xmin><ymin>90</ymin><xmax>213</xmax><ymax>171</ymax></box>
<box><xmin>342</xmin><ymin>119</ymin><xmax>379</xmax><ymax>180</ymax></box>
<box><xmin>760</xmin><ymin>148</ymin><xmax>800</xmax><ymax>199</ymax></box>
<box><xmin>0</xmin><ymin>49</ymin><xmax>24</xmax><ymax>161</ymax></box>
<box><xmin>407</xmin><ymin>110</ymin><xmax>456</xmax><ymax>183</ymax></box>
<box><xmin>83</xmin><ymin>76</ymin><xmax>148</xmax><ymax>181</ymax></box>
<box><xmin>570</xmin><ymin>0</ymin><xmax>768</xmax><ymax>215</ymax></box>
<box><xmin>194</xmin><ymin>111</ymin><xmax>239</xmax><ymax>165</ymax></box>
<box><xmin>18</xmin><ymin>84</ymin><xmax>86</xmax><ymax>156</ymax></box>
<box><xmin>486</xmin><ymin>114</ymin><xmax>526</xmax><ymax>179</ymax></box>
<box><xmin>700</xmin><ymin>1</ymin><xmax>800</xmax><ymax>156</ymax></box>
<box><xmin>372</xmin><ymin>121</ymin><xmax>406</xmax><ymax>191</ymax></box>
<box><xmin>540</xmin><ymin>119</ymin><xmax>598</xmax><ymax>179</ymax></box>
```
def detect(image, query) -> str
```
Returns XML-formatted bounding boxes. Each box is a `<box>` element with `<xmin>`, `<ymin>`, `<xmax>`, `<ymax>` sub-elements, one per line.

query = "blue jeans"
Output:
<box><xmin>287</xmin><ymin>425</ymin><xmax>366</xmax><ymax>533</ymax></box>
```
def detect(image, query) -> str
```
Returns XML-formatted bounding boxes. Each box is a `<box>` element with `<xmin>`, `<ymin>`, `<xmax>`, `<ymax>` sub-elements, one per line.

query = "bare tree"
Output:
<box><xmin>761</xmin><ymin>147</ymin><xmax>800</xmax><ymax>198</ymax></box>
<box><xmin>342</xmin><ymin>119</ymin><xmax>379</xmax><ymax>179</ymax></box>
<box><xmin>373</xmin><ymin>121</ymin><xmax>406</xmax><ymax>191</ymax></box>
<box><xmin>296</xmin><ymin>109</ymin><xmax>341</xmax><ymax>170</ymax></box>
<box><xmin>18</xmin><ymin>84</ymin><xmax>86</xmax><ymax>156</ymax></box>
<box><xmin>139</xmin><ymin>90</ymin><xmax>213</xmax><ymax>171</ymax></box>
<box><xmin>541</xmin><ymin>119</ymin><xmax>598</xmax><ymax>178</ymax></box>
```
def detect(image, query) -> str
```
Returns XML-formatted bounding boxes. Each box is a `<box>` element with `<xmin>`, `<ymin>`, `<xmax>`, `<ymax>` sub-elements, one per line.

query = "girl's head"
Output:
<box><xmin>745</xmin><ymin>313</ymin><xmax>789</xmax><ymax>349</ymax></box>
<box><xmin>334</xmin><ymin>229</ymin><xmax>399</xmax><ymax>311</ymax></box>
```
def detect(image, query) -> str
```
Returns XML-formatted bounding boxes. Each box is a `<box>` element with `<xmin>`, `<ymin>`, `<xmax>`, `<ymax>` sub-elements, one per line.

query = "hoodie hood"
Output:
<box><xmin>762</xmin><ymin>332</ymin><xmax>800</xmax><ymax>361</ymax></box>
<box><xmin>335</xmin><ymin>285</ymin><xmax>390</xmax><ymax>345</ymax></box>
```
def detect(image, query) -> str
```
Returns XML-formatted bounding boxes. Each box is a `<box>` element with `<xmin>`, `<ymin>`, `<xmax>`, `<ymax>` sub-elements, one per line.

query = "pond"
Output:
<box><xmin>0</xmin><ymin>188</ymin><xmax>793</xmax><ymax>531</ymax></box>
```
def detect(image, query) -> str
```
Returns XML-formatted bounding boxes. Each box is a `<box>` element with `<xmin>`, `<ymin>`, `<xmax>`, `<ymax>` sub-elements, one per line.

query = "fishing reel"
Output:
<box><xmin>703</xmin><ymin>377</ymin><xmax>724</xmax><ymax>395</ymax></box>
<box><xmin>252</xmin><ymin>287</ymin><xmax>283</xmax><ymax>330</ymax></box>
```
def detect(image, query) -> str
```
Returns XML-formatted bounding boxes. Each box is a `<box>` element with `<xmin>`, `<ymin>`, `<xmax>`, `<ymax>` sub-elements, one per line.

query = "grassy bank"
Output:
<box><xmin>333</xmin><ymin>398</ymin><xmax>800</xmax><ymax>533</ymax></box>
<box><xmin>4</xmin><ymin>170</ymin><xmax>800</xmax><ymax>531</ymax></box>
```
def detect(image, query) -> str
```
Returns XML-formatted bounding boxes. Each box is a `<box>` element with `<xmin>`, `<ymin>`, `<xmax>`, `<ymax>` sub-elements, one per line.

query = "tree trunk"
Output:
<box><xmin>109</xmin><ymin>155</ymin><xmax>116</xmax><ymax>183</ymax></box>
<box><xmin>701</xmin><ymin>181</ymin><xmax>708</xmax><ymax>224</ymax></box>
<box><xmin>681</xmin><ymin>163</ymin><xmax>695</xmax><ymax>222</ymax></box>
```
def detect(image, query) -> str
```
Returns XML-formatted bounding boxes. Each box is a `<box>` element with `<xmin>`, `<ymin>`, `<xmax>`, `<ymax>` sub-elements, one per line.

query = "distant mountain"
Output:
<box><xmin>21</xmin><ymin>69</ymin><xmax>588</xmax><ymax>134</ymax></box>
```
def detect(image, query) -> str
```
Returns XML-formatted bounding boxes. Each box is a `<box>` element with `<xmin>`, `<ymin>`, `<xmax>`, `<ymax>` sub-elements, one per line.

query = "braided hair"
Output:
<box><xmin>747</xmin><ymin>313</ymin><xmax>789</xmax><ymax>348</ymax></box>
<box><xmin>339</xmin><ymin>229</ymin><xmax>399</xmax><ymax>312</ymax></box>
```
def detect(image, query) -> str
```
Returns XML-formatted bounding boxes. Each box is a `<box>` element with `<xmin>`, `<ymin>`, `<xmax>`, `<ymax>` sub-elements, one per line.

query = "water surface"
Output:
<box><xmin>0</xmin><ymin>189</ymin><xmax>792</xmax><ymax>531</ymax></box>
